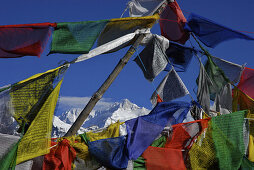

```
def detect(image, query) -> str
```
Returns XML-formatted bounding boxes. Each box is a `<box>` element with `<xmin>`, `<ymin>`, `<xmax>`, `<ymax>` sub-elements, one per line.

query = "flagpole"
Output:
<box><xmin>64</xmin><ymin>1</ymin><xmax>168</xmax><ymax>137</ymax></box>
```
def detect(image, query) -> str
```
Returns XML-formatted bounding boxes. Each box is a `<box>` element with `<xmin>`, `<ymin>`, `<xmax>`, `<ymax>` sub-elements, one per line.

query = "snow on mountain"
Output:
<box><xmin>52</xmin><ymin>116</ymin><xmax>86</xmax><ymax>138</ymax></box>
<box><xmin>0</xmin><ymin>96</ymin><xmax>151</xmax><ymax>138</ymax></box>
<box><xmin>53</xmin><ymin>98</ymin><xmax>150</xmax><ymax>137</ymax></box>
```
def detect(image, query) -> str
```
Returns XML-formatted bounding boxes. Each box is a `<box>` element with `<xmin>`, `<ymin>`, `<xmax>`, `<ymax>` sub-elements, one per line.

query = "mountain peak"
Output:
<box><xmin>118</xmin><ymin>99</ymin><xmax>138</xmax><ymax>110</ymax></box>
<box><xmin>55</xmin><ymin>97</ymin><xmax>150</xmax><ymax>136</ymax></box>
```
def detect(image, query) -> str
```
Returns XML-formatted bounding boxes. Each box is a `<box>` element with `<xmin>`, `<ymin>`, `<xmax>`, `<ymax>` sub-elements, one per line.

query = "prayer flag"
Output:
<box><xmin>211</xmin><ymin>56</ymin><xmax>244</xmax><ymax>84</ymax></box>
<box><xmin>16</xmin><ymin>79</ymin><xmax>63</xmax><ymax>164</ymax></box>
<box><xmin>159</xmin><ymin>1</ymin><xmax>189</xmax><ymax>44</ymax></box>
<box><xmin>67</xmin><ymin>121</ymin><xmax>123</xmax><ymax>161</ymax></box>
<box><xmin>0</xmin><ymin>23</ymin><xmax>55</xmax><ymax>58</ymax></box>
<box><xmin>164</xmin><ymin>41</ymin><xmax>196</xmax><ymax>72</ymax></box>
<box><xmin>128</xmin><ymin>0</ymin><xmax>166</xmax><ymax>17</ymax></box>
<box><xmin>125</xmin><ymin>101</ymin><xmax>191</xmax><ymax>160</ymax></box>
<box><xmin>88</xmin><ymin>136</ymin><xmax>129</xmax><ymax>169</ymax></box>
<box><xmin>211</xmin><ymin>83</ymin><xmax>232</xmax><ymax>115</ymax></box>
<box><xmin>143</xmin><ymin>147</ymin><xmax>185</xmax><ymax>170</ymax></box>
<box><xmin>204</xmin><ymin>53</ymin><xmax>230</xmax><ymax>100</ymax></box>
<box><xmin>0</xmin><ymin>66</ymin><xmax>67</xmax><ymax>126</ymax></box>
<box><xmin>197</xmin><ymin>61</ymin><xmax>213</xmax><ymax>115</ymax></box>
<box><xmin>212</xmin><ymin>110</ymin><xmax>247</xmax><ymax>169</ymax></box>
<box><xmin>97</xmin><ymin>15</ymin><xmax>159</xmax><ymax>50</ymax></box>
<box><xmin>142</xmin><ymin>118</ymin><xmax>210</xmax><ymax>170</ymax></box>
<box><xmin>237</xmin><ymin>67</ymin><xmax>254</xmax><ymax>99</ymax></box>
<box><xmin>184</xmin><ymin>13</ymin><xmax>254</xmax><ymax>48</ymax></box>
<box><xmin>134</xmin><ymin>35</ymin><xmax>168</xmax><ymax>81</ymax></box>
<box><xmin>0</xmin><ymin>133</ymin><xmax>33</xmax><ymax>170</ymax></box>
<box><xmin>189</xmin><ymin>121</ymin><xmax>219</xmax><ymax>169</ymax></box>
<box><xmin>150</xmin><ymin>68</ymin><xmax>189</xmax><ymax>106</ymax></box>
<box><xmin>43</xmin><ymin>139</ymin><xmax>76</xmax><ymax>170</ymax></box>
<box><xmin>50</xmin><ymin>20</ymin><xmax>109</xmax><ymax>54</ymax></box>
<box><xmin>133</xmin><ymin>136</ymin><xmax>167</xmax><ymax>170</ymax></box>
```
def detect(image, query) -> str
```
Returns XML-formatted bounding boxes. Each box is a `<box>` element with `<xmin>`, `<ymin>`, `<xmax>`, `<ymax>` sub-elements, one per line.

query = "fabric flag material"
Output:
<box><xmin>233</xmin><ymin>87</ymin><xmax>254</xmax><ymax>116</ymax></box>
<box><xmin>134</xmin><ymin>35</ymin><xmax>168</xmax><ymax>81</ymax></box>
<box><xmin>128</xmin><ymin>0</ymin><xmax>166</xmax><ymax>17</ymax></box>
<box><xmin>197</xmin><ymin>61</ymin><xmax>213</xmax><ymax>115</ymax></box>
<box><xmin>50</xmin><ymin>20</ymin><xmax>109</xmax><ymax>54</ymax></box>
<box><xmin>241</xmin><ymin>156</ymin><xmax>254</xmax><ymax>169</ymax></box>
<box><xmin>211</xmin><ymin>83</ymin><xmax>232</xmax><ymax>115</ymax></box>
<box><xmin>159</xmin><ymin>1</ymin><xmax>189</xmax><ymax>44</ymax></box>
<box><xmin>88</xmin><ymin>136</ymin><xmax>129</xmax><ymax>169</ymax></box>
<box><xmin>0</xmin><ymin>66</ymin><xmax>67</xmax><ymax>126</ymax></box>
<box><xmin>212</xmin><ymin>110</ymin><xmax>246</xmax><ymax>170</ymax></box>
<box><xmin>184</xmin><ymin>13</ymin><xmax>254</xmax><ymax>48</ymax></box>
<box><xmin>16</xmin><ymin>80</ymin><xmax>63</xmax><ymax>164</ymax></box>
<box><xmin>232</xmin><ymin>88</ymin><xmax>254</xmax><ymax>163</ymax></box>
<box><xmin>67</xmin><ymin>121</ymin><xmax>123</xmax><ymax>161</ymax></box>
<box><xmin>97</xmin><ymin>15</ymin><xmax>159</xmax><ymax>50</ymax></box>
<box><xmin>164</xmin><ymin>41</ymin><xmax>196</xmax><ymax>72</ymax></box>
<box><xmin>189</xmin><ymin>121</ymin><xmax>219</xmax><ymax>169</ymax></box>
<box><xmin>142</xmin><ymin>118</ymin><xmax>210</xmax><ymax>170</ymax></box>
<box><xmin>43</xmin><ymin>139</ymin><xmax>76</xmax><ymax>170</ymax></box>
<box><xmin>211</xmin><ymin>56</ymin><xmax>244</xmax><ymax>84</ymax></box>
<box><xmin>150</xmin><ymin>68</ymin><xmax>189</xmax><ymax>106</ymax></box>
<box><xmin>133</xmin><ymin>136</ymin><xmax>167</xmax><ymax>170</ymax></box>
<box><xmin>143</xmin><ymin>147</ymin><xmax>185</xmax><ymax>170</ymax></box>
<box><xmin>0</xmin><ymin>133</ymin><xmax>33</xmax><ymax>170</ymax></box>
<box><xmin>204</xmin><ymin>52</ymin><xmax>230</xmax><ymax>100</ymax></box>
<box><xmin>125</xmin><ymin>101</ymin><xmax>191</xmax><ymax>160</ymax></box>
<box><xmin>0</xmin><ymin>23</ymin><xmax>55</xmax><ymax>58</ymax></box>
<box><xmin>237</xmin><ymin>67</ymin><xmax>254</xmax><ymax>99</ymax></box>
<box><xmin>73</xmin><ymin>29</ymin><xmax>150</xmax><ymax>63</ymax></box>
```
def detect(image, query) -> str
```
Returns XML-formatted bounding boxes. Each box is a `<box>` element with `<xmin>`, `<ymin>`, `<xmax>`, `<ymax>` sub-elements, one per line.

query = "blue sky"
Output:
<box><xmin>0</xmin><ymin>0</ymin><xmax>254</xmax><ymax>110</ymax></box>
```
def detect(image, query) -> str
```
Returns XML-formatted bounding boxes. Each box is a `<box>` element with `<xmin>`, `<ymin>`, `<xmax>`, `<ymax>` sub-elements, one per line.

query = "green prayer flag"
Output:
<box><xmin>212</xmin><ymin>110</ymin><xmax>247</xmax><ymax>170</ymax></box>
<box><xmin>241</xmin><ymin>156</ymin><xmax>254</xmax><ymax>169</ymax></box>
<box><xmin>50</xmin><ymin>20</ymin><xmax>109</xmax><ymax>54</ymax></box>
<box><xmin>204</xmin><ymin>53</ymin><xmax>230</xmax><ymax>100</ymax></box>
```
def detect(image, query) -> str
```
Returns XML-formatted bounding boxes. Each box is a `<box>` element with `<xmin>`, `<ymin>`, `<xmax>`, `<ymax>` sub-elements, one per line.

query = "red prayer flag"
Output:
<box><xmin>43</xmin><ymin>139</ymin><xmax>76</xmax><ymax>170</ymax></box>
<box><xmin>159</xmin><ymin>1</ymin><xmax>189</xmax><ymax>44</ymax></box>
<box><xmin>142</xmin><ymin>147</ymin><xmax>185</xmax><ymax>170</ymax></box>
<box><xmin>0</xmin><ymin>23</ymin><xmax>56</xmax><ymax>58</ymax></box>
<box><xmin>237</xmin><ymin>67</ymin><xmax>254</xmax><ymax>99</ymax></box>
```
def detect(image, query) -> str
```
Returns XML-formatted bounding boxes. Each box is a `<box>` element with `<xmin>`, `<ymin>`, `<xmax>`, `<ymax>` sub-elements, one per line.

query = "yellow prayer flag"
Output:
<box><xmin>16</xmin><ymin>80</ymin><xmax>63</xmax><ymax>164</ymax></box>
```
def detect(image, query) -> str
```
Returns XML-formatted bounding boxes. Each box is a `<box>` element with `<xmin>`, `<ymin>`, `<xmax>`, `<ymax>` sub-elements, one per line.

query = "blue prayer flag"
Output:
<box><xmin>184</xmin><ymin>13</ymin><xmax>254</xmax><ymax>48</ymax></box>
<box><xmin>125</xmin><ymin>101</ymin><xmax>191</xmax><ymax>160</ymax></box>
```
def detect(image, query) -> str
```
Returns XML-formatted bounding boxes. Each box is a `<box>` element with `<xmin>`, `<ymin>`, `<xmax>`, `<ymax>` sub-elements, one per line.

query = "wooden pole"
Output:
<box><xmin>65</xmin><ymin>34</ymin><xmax>146</xmax><ymax>136</ymax></box>
<box><xmin>64</xmin><ymin>1</ymin><xmax>168</xmax><ymax>137</ymax></box>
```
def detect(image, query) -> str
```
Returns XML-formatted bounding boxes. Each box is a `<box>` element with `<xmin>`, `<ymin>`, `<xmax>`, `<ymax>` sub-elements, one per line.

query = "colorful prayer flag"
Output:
<box><xmin>125</xmin><ymin>101</ymin><xmax>191</xmax><ymax>160</ymax></box>
<box><xmin>97</xmin><ymin>15</ymin><xmax>159</xmax><ymax>50</ymax></box>
<box><xmin>212</xmin><ymin>110</ymin><xmax>247</xmax><ymax>169</ymax></box>
<box><xmin>43</xmin><ymin>139</ymin><xmax>76</xmax><ymax>170</ymax></box>
<box><xmin>0</xmin><ymin>66</ymin><xmax>67</xmax><ymax>125</ymax></box>
<box><xmin>50</xmin><ymin>20</ymin><xmax>109</xmax><ymax>54</ymax></box>
<box><xmin>159</xmin><ymin>1</ymin><xmax>190</xmax><ymax>44</ymax></box>
<box><xmin>211</xmin><ymin>56</ymin><xmax>244</xmax><ymax>84</ymax></box>
<box><xmin>204</xmin><ymin>52</ymin><xmax>230</xmax><ymax>100</ymax></box>
<box><xmin>0</xmin><ymin>23</ymin><xmax>55</xmax><ymax>58</ymax></box>
<box><xmin>184</xmin><ymin>13</ymin><xmax>254</xmax><ymax>48</ymax></box>
<box><xmin>164</xmin><ymin>41</ymin><xmax>197</xmax><ymax>72</ymax></box>
<box><xmin>16</xmin><ymin>79</ymin><xmax>63</xmax><ymax>164</ymax></box>
<box><xmin>237</xmin><ymin>67</ymin><xmax>254</xmax><ymax>99</ymax></box>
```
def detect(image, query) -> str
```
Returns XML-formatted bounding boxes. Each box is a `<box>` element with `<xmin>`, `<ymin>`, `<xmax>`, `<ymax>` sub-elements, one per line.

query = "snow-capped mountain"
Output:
<box><xmin>52</xmin><ymin>98</ymin><xmax>150</xmax><ymax>137</ymax></box>
<box><xmin>0</xmin><ymin>97</ymin><xmax>150</xmax><ymax>138</ymax></box>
